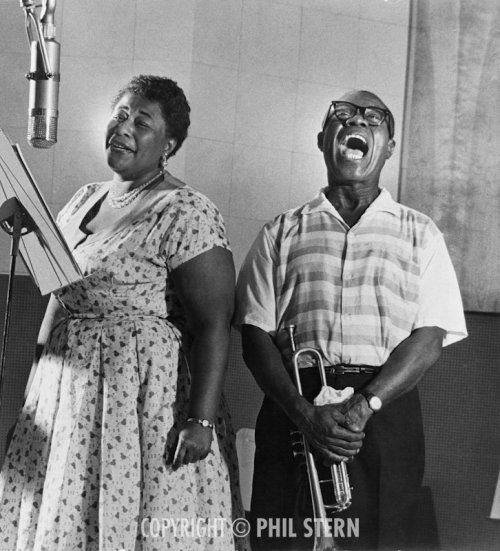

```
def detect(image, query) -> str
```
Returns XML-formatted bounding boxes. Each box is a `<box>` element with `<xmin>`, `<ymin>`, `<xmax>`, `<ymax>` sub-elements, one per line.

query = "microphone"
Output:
<box><xmin>27</xmin><ymin>38</ymin><xmax>60</xmax><ymax>148</ymax></box>
<box><xmin>23</xmin><ymin>0</ymin><xmax>60</xmax><ymax>148</ymax></box>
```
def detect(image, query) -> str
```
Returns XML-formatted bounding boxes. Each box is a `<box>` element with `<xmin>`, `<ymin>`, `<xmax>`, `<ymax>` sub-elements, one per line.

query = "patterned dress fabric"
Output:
<box><xmin>0</xmin><ymin>180</ymin><xmax>248</xmax><ymax>550</ymax></box>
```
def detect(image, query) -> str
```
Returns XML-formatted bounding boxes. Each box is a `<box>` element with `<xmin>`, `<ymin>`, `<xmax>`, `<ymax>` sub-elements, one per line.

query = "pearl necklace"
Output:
<box><xmin>108</xmin><ymin>171</ymin><xmax>163</xmax><ymax>209</ymax></box>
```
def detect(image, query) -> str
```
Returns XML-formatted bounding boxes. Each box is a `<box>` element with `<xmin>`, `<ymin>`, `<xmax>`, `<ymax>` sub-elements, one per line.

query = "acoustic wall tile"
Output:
<box><xmin>166</xmin><ymin>145</ymin><xmax>187</xmax><ymax>184</ymax></box>
<box><xmin>0</xmin><ymin>54</ymin><xmax>30</xmax><ymax>128</ymax></box>
<box><xmin>184</xmin><ymin>137</ymin><xmax>234</xmax><ymax>216</ymax></box>
<box><xmin>240</xmin><ymin>0</ymin><xmax>301</xmax><ymax>79</ymax></box>
<box><xmin>229</xmin><ymin>144</ymin><xmax>292</xmax><ymax>221</ymax></box>
<box><xmin>193</xmin><ymin>0</ymin><xmax>242</xmax><ymax>69</ymax></box>
<box><xmin>134</xmin><ymin>0</ymin><xmax>196</xmax><ymax>63</ymax></box>
<box><xmin>290</xmin><ymin>152</ymin><xmax>327</xmax><ymax>209</ymax></box>
<box><xmin>267</xmin><ymin>0</ymin><xmax>360</xmax><ymax>17</ymax></box>
<box><xmin>356</xmin><ymin>19</ymin><xmax>409</xmax><ymax>100</ymax></box>
<box><xmin>378</xmin><ymin>153</ymin><xmax>400</xmax><ymax>198</ymax></box>
<box><xmin>234</xmin><ymin>72</ymin><xmax>297</xmax><ymax>151</ymax></box>
<box><xmin>0</xmin><ymin>3</ymin><xmax>30</xmax><ymax>54</ymax></box>
<box><xmin>299</xmin><ymin>10</ymin><xmax>358</xmax><ymax>88</ymax></box>
<box><xmin>61</xmin><ymin>0</ymin><xmax>136</xmax><ymax>59</ymax></box>
<box><xmin>189</xmin><ymin>63</ymin><xmax>238</xmax><ymax>143</ymax></box>
<box><xmin>359</xmin><ymin>0</ymin><xmax>410</xmax><ymax>26</ymax></box>
<box><xmin>302</xmin><ymin>0</ymin><xmax>360</xmax><ymax>17</ymax></box>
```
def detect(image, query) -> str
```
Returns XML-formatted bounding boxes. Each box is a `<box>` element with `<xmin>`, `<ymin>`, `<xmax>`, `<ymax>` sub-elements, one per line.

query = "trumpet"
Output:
<box><xmin>285</xmin><ymin>325</ymin><xmax>352</xmax><ymax>551</ymax></box>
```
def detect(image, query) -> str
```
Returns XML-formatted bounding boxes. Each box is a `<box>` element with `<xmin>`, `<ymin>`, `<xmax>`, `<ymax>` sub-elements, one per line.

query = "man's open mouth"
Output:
<box><xmin>339</xmin><ymin>134</ymin><xmax>369</xmax><ymax>160</ymax></box>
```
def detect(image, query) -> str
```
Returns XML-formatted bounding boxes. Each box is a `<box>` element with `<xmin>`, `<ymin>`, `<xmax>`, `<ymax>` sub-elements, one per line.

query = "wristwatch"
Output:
<box><xmin>358</xmin><ymin>390</ymin><xmax>382</xmax><ymax>412</ymax></box>
<box><xmin>186</xmin><ymin>417</ymin><xmax>214</xmax><ymax>429</ymax></box>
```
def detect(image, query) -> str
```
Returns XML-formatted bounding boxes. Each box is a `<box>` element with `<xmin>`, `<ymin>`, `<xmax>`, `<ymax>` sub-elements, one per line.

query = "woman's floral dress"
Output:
<box><xmin>0</xmin><ymin>179</ymin><xmax>249</xmax><ymax>551</ymax></box>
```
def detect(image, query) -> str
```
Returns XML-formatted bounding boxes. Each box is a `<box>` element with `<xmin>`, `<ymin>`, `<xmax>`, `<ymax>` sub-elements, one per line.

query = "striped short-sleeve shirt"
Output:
<box><xmin>235</xmin><ymin>188</ymin><xmax>467</xmax><ymax>367</ymax></box>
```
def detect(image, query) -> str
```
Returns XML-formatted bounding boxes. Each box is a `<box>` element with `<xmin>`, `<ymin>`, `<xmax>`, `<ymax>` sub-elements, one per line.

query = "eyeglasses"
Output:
<box><xmin>322</xmin><ymin>101</ymin><xmax>394</xmax><ymax>138</ymax></box>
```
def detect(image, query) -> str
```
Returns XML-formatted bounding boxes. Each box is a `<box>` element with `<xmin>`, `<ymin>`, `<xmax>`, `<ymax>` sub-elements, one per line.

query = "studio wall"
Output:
<box><xmin>0</xmin><ymin>0</ymin><xmax>411</xmax><ymax>274</ymax></box>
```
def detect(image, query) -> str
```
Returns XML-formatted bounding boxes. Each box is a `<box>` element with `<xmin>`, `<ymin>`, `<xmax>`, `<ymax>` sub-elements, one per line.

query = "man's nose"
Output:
<box><xmin>346</xmin><ymin>112</ymin><xmax>368</xmax><ymax>129</ymax></box>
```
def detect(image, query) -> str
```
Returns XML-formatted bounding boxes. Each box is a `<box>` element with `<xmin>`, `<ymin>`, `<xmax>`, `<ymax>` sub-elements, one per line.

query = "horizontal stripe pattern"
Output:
<box><xmin>236</xmin><ymin>188</ymin><xmax>461</xmax><ymax>366</ymax></box>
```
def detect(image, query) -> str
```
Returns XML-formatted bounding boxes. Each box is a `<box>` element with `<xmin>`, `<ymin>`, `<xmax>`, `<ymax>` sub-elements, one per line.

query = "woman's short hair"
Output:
<box><xmin>112</xmin><ymin>75</ymin><xmax>190</xmax><ymax>157</ymax></box>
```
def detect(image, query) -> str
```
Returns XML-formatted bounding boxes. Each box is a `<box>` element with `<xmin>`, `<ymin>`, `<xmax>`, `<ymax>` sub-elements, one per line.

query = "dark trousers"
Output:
<box><xmin>250</xmin><ymin>371</ymin><xmax>425</xmax><ymax>551</ymax></box>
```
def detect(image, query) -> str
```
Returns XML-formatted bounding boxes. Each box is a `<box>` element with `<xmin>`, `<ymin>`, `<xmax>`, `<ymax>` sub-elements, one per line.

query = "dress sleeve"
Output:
<box><xmin>163</xmin><ymin>190</ymin><xmax>230</xmax><ymax>271</ymax></box>
<box><xmin>234</xmin><ymin>224</ymin><xmax>277</xmax><ymax>334</ymax></box>
<box><xmin>414</xmin><ymin>231</ymin><xmax>468</xmax><ymax>346</ymax></box>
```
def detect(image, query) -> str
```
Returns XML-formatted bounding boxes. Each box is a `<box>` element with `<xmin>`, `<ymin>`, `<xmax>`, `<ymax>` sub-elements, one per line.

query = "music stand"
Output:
<box><xmin>0</xmin><ymin>197</ymin><xmax>37</xmax><ymax>413</ymax></box>
<box><xmin>0</xmin><ymin>127</ymin><xmax>83</xmax><ymax>417</ymax></box>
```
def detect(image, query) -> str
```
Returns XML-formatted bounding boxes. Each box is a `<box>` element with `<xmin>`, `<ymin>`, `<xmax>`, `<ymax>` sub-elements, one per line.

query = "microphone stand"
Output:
<box><xmin>0</xmin><ymin>197</ymin><xmax>37</xmax><ymax>414</ymax></box>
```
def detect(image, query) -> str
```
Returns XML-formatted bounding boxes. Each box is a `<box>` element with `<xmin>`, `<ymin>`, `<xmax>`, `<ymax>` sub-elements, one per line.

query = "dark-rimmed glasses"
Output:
<box><xmin>322</xmin><ymin>101</ymin><xmax>394</xmax><ymax>138</ymax></box>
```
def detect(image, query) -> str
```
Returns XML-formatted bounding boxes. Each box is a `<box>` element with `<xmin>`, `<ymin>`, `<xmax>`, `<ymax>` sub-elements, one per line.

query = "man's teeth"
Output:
<box><xmin>339</xmin><ymin>144</ymin><xmax>365</xmax><ymax>160</ymax></box>
<box><xmin>345</xmin><ymin>149</ymin><xmax>364</xmax><ymax>160</ymax></box>
<box><xmin>339</xmin><ymin>134</ymin><xmax>368</xmax><ymax>160</ymax></box>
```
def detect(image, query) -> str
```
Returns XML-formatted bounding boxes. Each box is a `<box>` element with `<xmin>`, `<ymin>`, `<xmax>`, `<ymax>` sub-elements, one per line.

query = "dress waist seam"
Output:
<box><xmin>66</xmin><ymin>313</ymin><xmax>167</xmax><ymax>321</ymax></box>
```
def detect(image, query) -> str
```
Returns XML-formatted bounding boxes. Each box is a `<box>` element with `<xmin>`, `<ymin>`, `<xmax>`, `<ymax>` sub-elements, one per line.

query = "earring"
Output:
<box><xmin>160</xmin><ymin>151</ymin><xmax>169</xmax><ymax>170</ymax></box>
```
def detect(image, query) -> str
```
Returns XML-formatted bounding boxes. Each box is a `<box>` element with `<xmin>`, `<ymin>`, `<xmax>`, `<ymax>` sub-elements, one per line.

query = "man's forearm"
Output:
<box><xmin>363</xmin><ymin>326</ymin><xmax>445</xmax><ymax>405</ymax></box>
<box><xmin>240</xmin><ymin>324</ymin><xmax>311</xmax><ymax>427</ymax></box>
<box><xmin>338</xmin><ymin>326</ymin><xmax>444</xmax><ymax>433</ymax></box>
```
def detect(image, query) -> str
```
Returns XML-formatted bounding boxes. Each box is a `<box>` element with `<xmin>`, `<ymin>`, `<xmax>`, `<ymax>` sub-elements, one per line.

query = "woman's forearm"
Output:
<box><xmin>187</xmin><ymin>321</ymin><xmax>231</xmax><ymax>422</ymax></box>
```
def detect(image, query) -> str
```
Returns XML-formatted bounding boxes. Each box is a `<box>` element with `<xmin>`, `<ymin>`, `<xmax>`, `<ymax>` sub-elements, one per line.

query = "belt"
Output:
<box><xmin>302</xmin><ymin>365</ymin><xmax>379</xmax><ymax>375</ymax></box>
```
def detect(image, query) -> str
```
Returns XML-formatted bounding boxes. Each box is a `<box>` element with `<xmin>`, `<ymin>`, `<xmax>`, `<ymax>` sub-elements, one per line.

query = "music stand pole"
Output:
<box><xmin>0</xmin><ymin>197</ymin><xmax>36</xmax><ymax>413</ymax></box>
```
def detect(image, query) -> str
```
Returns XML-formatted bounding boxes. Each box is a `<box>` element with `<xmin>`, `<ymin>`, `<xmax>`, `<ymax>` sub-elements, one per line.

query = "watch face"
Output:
<box><xmin>369</xmin><ymin>396</ymin><xmax>382</xmax><ymax>411</ymax></box>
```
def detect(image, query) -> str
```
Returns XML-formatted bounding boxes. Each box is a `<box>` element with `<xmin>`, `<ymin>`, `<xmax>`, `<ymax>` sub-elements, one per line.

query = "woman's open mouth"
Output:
<box><xmin>109</xmin><ymin>140</ymin><xmax>134</xmax><ymax>153</ymax></box>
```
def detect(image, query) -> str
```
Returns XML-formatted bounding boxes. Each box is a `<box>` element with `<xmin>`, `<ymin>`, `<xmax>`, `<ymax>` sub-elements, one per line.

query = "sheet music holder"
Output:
<box><xmin>0</xmin><ymin>127</ymin><xmax>83</xmax><ymax>295</ymax></box>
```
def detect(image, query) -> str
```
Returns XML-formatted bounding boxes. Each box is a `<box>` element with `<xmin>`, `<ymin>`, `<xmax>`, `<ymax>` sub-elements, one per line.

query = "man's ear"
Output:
<box><xmin>317</xmin><ymin>131</ymin><xmax>324</xmax><ymax>152</ymax></box>
<box><xmin>386</xmin><ymin>138</ymin><xmax>396</xmax><ymax>159</ymax></box>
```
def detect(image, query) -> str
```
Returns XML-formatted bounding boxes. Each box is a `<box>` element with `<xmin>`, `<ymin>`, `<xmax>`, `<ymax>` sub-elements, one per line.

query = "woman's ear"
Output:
<box><xmin>317</xmin><ymin>131</ymin><xmax>324</xmax><ymax>152</ymax></box>
<box><xmin>164</xmin><ymin>137</ymin><xmax>178</xmax><ymax>158</ymax></box>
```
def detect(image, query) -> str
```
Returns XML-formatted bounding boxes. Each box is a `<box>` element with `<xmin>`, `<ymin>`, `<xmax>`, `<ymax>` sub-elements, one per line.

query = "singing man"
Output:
<box><xmin>235</xmin><ymin>89</ymin><xmax>467</xmax><ymax>550</ymax></box>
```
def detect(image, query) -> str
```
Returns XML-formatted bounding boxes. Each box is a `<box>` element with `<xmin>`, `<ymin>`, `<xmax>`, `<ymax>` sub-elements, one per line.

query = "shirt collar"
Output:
<box><xmin>303</xmin><ymin>187</ymin><xmax>400</xmax><ymax>219</ymax></box>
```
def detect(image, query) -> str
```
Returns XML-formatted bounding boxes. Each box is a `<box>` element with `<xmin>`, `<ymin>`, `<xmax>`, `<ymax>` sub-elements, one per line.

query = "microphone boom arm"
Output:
<box><xmin>21</xmin><ymin>0</ymin><xmax>55</xmax><ymax>77</ymax></box>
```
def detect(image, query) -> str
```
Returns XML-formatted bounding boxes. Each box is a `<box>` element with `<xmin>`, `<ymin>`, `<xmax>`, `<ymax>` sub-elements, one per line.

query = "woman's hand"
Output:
<box><xmin>172</xmin><ymin>421</ymin><xmax>214</xmax><ymax>469</ymax></box>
